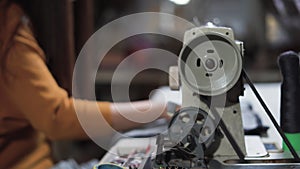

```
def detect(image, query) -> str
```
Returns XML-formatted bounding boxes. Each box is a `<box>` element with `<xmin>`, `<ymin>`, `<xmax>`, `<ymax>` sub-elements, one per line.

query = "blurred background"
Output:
<box><xmin>92</xmin><ymin>0</ymin><xmax>300</xmax><ymax>101</ymax></box>
<box><xmin>37</xmin><ymin>0</ymin><xmax>300</xmax><ymax>164</ymax></box>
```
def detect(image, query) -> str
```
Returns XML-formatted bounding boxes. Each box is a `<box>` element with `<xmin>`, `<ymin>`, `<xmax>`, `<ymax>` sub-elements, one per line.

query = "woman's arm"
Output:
<box><xmin>4</xmin><ymin>24</ymin><xmax>167</xmax><ymax>140</ymax></box>
<box><xmin>110</xmin><ymin>100</ymin><xmax>167</xmax><ymax>131</ymax></box>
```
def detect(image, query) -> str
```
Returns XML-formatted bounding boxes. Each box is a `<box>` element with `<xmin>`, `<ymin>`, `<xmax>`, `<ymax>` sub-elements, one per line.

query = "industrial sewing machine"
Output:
<box><xmin>96</xmin><ymin>24</ymin><xmax>300</xmax><ymax>169</ymax></box>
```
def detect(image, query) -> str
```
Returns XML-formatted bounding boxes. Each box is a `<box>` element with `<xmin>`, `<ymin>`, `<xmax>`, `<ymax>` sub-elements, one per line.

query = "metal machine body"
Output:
<box><xmin>179</xmin><ymin>25</ymin><xmax>246</xmax><ymax>158</ymax></box>
<box><xmin>152</xmin><ymin>24</ymin><xmax>300</xmax><ymax>168</ymax></box>
<box><xmin>153</xmin><ymin>24</ymin><xmax>246</xmax><ymax>169</ymax></box>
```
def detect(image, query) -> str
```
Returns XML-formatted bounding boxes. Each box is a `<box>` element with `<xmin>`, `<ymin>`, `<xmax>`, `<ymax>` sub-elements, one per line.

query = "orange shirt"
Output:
<box><xmin>0</xmin><ymin>4</ymin><xmax>111</xmax><ymax>169</ymax></box>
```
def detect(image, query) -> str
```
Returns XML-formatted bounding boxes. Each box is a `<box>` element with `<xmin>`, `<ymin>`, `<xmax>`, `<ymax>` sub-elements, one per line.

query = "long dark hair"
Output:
<box><xmin>0</xmin><ymin>0</ymin><xmax>21</xmax><ymax>74</ymax></box>
<box><xmin>0</xmin><ymin>0</ymin><xmax>75</xmax><ymax>94</ymax></box>
<box><xmin>0</xmin><ymin>0</ymin><xmax>46</xmax><ymax>71</ymax></box>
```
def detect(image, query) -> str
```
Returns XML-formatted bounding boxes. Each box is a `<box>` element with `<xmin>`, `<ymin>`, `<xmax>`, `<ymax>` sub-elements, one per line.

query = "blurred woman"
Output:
<box><xmin>0</xmin><ymin>0</ymin><xmax>167</xmax><ymax>168</ymax></box>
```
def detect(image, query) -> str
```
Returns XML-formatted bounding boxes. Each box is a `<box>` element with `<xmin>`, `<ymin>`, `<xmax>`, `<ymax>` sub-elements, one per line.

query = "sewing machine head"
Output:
<box><xmin>154</xmin><ymin>23</ymin><xmax>246</xmax><ymax>169</ymax></box>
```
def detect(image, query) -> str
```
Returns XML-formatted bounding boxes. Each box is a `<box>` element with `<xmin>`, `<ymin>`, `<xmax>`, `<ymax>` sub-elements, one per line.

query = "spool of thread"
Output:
<box><xmin>278</xmin><ymin>51</ymin><xmax>300</xmax><ymax>151</ymax></box>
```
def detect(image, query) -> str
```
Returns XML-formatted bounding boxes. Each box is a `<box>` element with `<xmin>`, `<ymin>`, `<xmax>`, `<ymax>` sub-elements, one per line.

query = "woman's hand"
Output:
<box><xmin>110</xmin><ymin>100</ymin><xmax>168</xmax><ymax>131</ymax></box>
